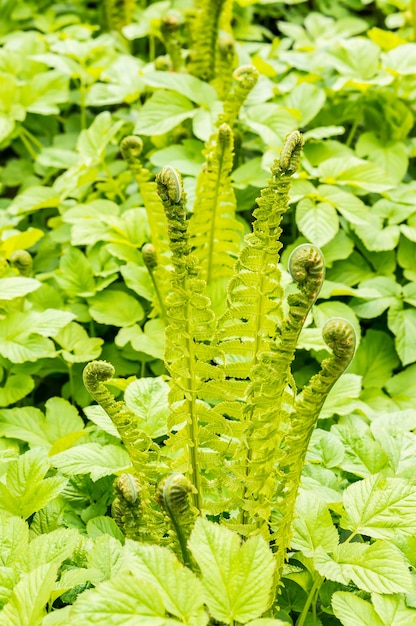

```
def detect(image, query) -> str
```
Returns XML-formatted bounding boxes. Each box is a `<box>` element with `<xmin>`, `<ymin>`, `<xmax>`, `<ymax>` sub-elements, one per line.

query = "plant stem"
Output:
<box><xmin>296</xmin><ymin>574</ymin><xmax>323</xmax><ymax>626</ymax></box>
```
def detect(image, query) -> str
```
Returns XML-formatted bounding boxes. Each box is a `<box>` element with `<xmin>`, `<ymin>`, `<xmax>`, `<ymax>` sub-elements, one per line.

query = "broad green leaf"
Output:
<box><xmin>326</xmin><ymin>251</ymin><xmax>374</xmax><ymax>286</ymax></box>
<box><xmin>51</xmin><ymin>443</ymin><xmax>131</xmax><ymax>481</ymax></box>
<box><xmin>83</xmin><ymin>405</ymin><xmax>120</xmax><ymax>439</ymax></box>
<box><xmin>317</xmin><ymin>156</ymin><xmax>395</xmax><ymax>192</ymax></box>
<box><xmin>55</xmin><ymin>248</ymin><xmax>96</xmax><ymax>298</ymax></box>
<box><xmin>245</xmin><ymin>103</ymin><xmax>297</xmax><ymax>146</ymax></box>
<box><xmin>349</xmin><ymin>329</ymin><xmax>399</xmax><ymax>388</ymax></box>
<box><xmin>319</xmin><ymin>374</ymin><xmax>362</xmax><ymax>420</ymax></box>
<box><xmin>142</xmin><ymin>71</ymin><xmax>217</xmax><ymax>107</ymax></box>
<box><xmin>124</xmin><ymin>377</ymin><xmax>169</xmax><ymax>438</ymax></box>
<box><xmin>0</xmin><ymin>114</ymin><xmax>14</xmax><ymax>143</ymax></box>
<box><xmin>127</xmin><ymin>542</ymin><xmax>207</xmax><ymax>624</ymax></box>
<box><xmin>0</xmin><ymin>512</ymin><xmax>28</xmax><ymax>567</ymax></box>
<box><xmin>292</xmin><ymin>492</ymin><xmax>339</xmax><ymax>556</ymax></box>
<box><xmin>318</xmin><ymin>185</ymin><xmax>368</xmax><ymax>226</ymax></box>
<box><xmin>116</xmin><ymin>319</ymin><xmax>165</xmax><ymax>360</ymax></box>
<box><xmin>314</xmin><ymin>541</ymin><xmax>412</xmax><ymax>593</ymax></box>
<box><xmin>63</xmin><ymin>200</ymin><xmax>120</xmax><ymax>246</ymax></box>
<box><xmin>356</xmin><ymin>132</ymin><xmax>408</xmax><ymax>184</ymax></box>
<box><xmin>372</xmin><ymin>592</ymin><xmax>416</xmax><ymax>624</ymax></box>
<box><xmin>24</xmin><ymin>71</ymin><xmax>69</xmax><ymax>115</ymax></box>
<box><xmin>296</xmin><ymin>198</ymin><xmax>339</xmax><ymax>247</ymax></box>
<box><xmin>245</xmin><ymin>621</ymin><xmax>290</xmax><ymax>626</ymax></box>
<box><xmin>307</xmin><ymin>429</ymin><xmax>344</xmax><ymax>469</ymax></box>
<box><xmin>150</xmin><ymin>140</ymin><xmax>205</xmax><ymax>176</ymax></box>
<box><xmin>86</xmin><ymin>534</ymin><xmax>124</xmax><ymax>581</ymax></box>
<box><xmin>77</xmin><ymin>111</ymin><xmax>125</xmax><ymax>162</ymax></box>
<box><xmin>382</xmin><ymin>43</ymin><xmax>416</xmax><ymax>75</ymax></box>
<box><xmin>341</xmin><ymin>474</ymin><xmax>416</xmax><ymax>540</ymax></box>
<box><xmin>352</xmin><ymin>214</ymin><xmax>400</xmax><ymax>252</ymax></box>
<box><xmin>332</xmin><ymin>424</ymin><xmax>388</xmax><ymax>477</ymax></box>
<box><xmin>324</xmin><ymin>38</ymin><xmax>380</xmax><ymax>79</ymax></box>
<box><xmin>0</xmin><ymin>448</ymin><xmax>66</xmax><ymax>519</ymax></box>
<box><xmin>7</xmin><ymin>186</ymin><xmax>60</xmax><ymax>216</ymax></box>
<box><xmin>88</xmin><ymin>290</ymin><xmax>144</xmax><ymax>327</ymax></box>
<box><xmin>373</xmin><ymin>427</ymin><xmax>416</xmax><ymax>479</ymax></box>
<box><xmin>0</xmin><ymin>374</ymin><xmax>35</xmax><ymax>407</ymax></box>
<box><xmin>20</xmin><ymin>528</ymin><xmax>80</xmax><ymax>573</ymax></box>
<box><xmin>388</xmin><ymin>308</ymin><xmax>416</xmax><ymax>366</ymax></box>
<box><xmin>188</xmin><ymin>518</ymin><xmax>275</xmax><ymax>624</ymax></box>
<box><xmin>120</xmin><ymin>264</ymin><xmax>154</xmax><ymax>302</ymax></box>
<box><xmin>332</xmin><ymin>592</ymin><xmax>384</xmax><ymax>626</ymax></box>
<box><xmin>0</xmin><ymin>277</ymin><xmax>41</xmax><ymax>300</ymax></box>
<box><xmin>0</xmin><ymin>566</ymin><xmax>17</xmax><ymax>610</ymax></box>
<box><xmin>86</xmin><ymin>517</ymin><xmax>125</xmax><ymax>544</ymax></box>
<box><xmin>350</xmin><ymin>277</ymin><xmax>401</xmax><ymax>318</ymax></box>
<box><xmin>386</xmin><ymin>364</ymin><xmax>416</xmax><ymax>410</ymax></box>
<box><xmin>0</xmin><ymin>228</ymin><xmax>43</xmax><ymax>257</ymax></box>
<box><xmin>134</xmin><ymin>91</ymin><xmax>195</xmax><ymax>136</ymax></box>
<box><xmin>55</xmin><ymin>322</ymin><xmax>103</xmax><ymax>363</ymax></box>
<box><xmin>284</xmin><ymin>83</ymin><xmax>326</xmax><ymax>125</ymax></box>
<box><xmin>69</xmin><ymin>572</ymin><xmax>187</xmax><ymax>625</ymax></box>
<box><xmin>0</xmin><ymin>563</ymin><xmax>59</xmax><ymax>626</ymax></box>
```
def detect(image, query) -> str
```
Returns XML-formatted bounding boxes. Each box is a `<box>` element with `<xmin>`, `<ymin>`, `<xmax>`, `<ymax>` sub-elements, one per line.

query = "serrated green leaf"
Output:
<box><xmin>292</xmin><ymin>492</ymin><xmax>339</xmax><ymax>557</ymax></box>
<box><xmin>245</xmin><ymin>104</ymin><xmax>297</xmax><ymax>146</ymax></box>
<box><xmin>0</xmin><ymin>512</ymin><xmax>29</xmax><ymax>567</ymax></box>
<box><xmin>0</xmin><ymin>563</ymin><xmax>59</xmax><ymax>626</ymax></box>
<box><xmin>318</xmin><ymin>185</ymin><xmax>368</xmax><ymax>226</ymax></box>
<box><xmin>0</xmin><ymin>277</ymin><xmax>41</xmax><ymax>300</ymax></box>
<box><xmin>86</xmin><ymin>534</ymin><xmax>124</xmax><ymax>582</ymax></box>
<box><xmin>317</xmin><ymin>156</ymin><xmax>395</xmax><ymax>192</ymax></box>
<box><xmin>319</xmin><ymin>374</ymin><xmax>362</xmax><ymax>420</ymax></box>
<box><xmin>88</xmin><ymin>290</ymin><xmax>144</xmax><ymax>327</ymax></box>
<box><xmin>188</xmin><ymin>518</ymin><xmax>275</xmax><ymax>624</ymax></box>
<box><xmin>332</xmin><ymin>592</ymin><xmax>384</xmax><ymax>626</ymax></box>
<box><xmin>332</xmin><ymin>424</ymin><xmax>388</xmax><ymax>477</ymax></box>
<box><xmin>382</xmin><ymin>43</ymin><xmax>416</xmax><ymax>75</ymax></box>
<box><xmin>350</xmin><ymin>276</ymin><xmax>401</xmax><ymax>318</ymax></box>
<box><xmin>307</xmin><ymin>429</ymin><xmax>345</xmax><ymax>468</ymax></box>
<box><xmin>134</xmin><ymin>91</ymin><xmax>195</xmax><ymax>136</ymax></box>
<box><xmin>284</xmin><ymin>83</ymin><xmax>326</xmax><ymax>125</ymax></box>
<box><xmin>124</xmin><ymin>377</ymin><xmax>169</xmax><ymax>438</ymax></box>
<box><xmin>86</xmin><ymin>516</ymin><xmax>125</xmax><ymax>544</ymax></box>
<box><xmin>55</xmin><ymin>248</ymin><xmax>96</xmax><ymax>298</ymax></box>
<box><xmin>83</xmin><ymin>405</ymin><xmax>120</xmax><ymax>439</ymax></box>
<box><xmin>372</xmin><ymin>592</ymin><xmax>416</xmax><ymax>624</ymax></box>
<box><xmin>51</xmin><ymin>443</ymin><xmax>131</xmax><ymax>481</ymax></box>
<box><xmin>127</xmin><ymin>542</ymin><xmax>207</xmax><ymax>624</ymax></box>
<box><xmin>341</xmin><ymin>474</ymin><xmax>416</xmax><ymax>540</ymax></box>
<box><xmin>349</xmin><ymin>329</ymin><xmax>399</xmax><ymax>388</ymax></box>
<box><xmin>296</xmin><ymin>198</ymin><xmax>339</xmax><ymax>247</ymax></box>
<box><xmin>116</xmin><ymin>319</ymin><xmax>165</xmax><ymax>360</ymax></box>
<box><xmin>143</xmin><ymin>72</ymin><xmax>217</xmax><ymax>107</ymax></box>
<box><xmin>7</xmin><ymin>186</ymin><xmax>60</xmax><ymax>216</ymax></box>
<box><xmin>356</xmin><ymin>132</ymin><xmax>408</xmax><ymax>184</ymax></box>
<box><xmin>314</xmin><ymin>541</ymin><xmax>412</xmax><ymax>593</ymax></box>
<box><xmin>0</xmin><ymin>374</ymin><xmax>35</xmax><ymax>407</ymax></box>
<box><xmin>20</xmin><ymin>528</ymin><xmax>80</xmax><ymax>573</ymax></box>
<box><xmin>77</xmin><ymin>111</ymin><xmax>125</xmax><ymax>162</ymax></box>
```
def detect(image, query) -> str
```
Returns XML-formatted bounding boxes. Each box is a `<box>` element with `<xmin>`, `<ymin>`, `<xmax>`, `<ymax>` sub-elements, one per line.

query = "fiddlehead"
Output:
<box><xmin>156</xmin><ymin>473</ymin><xmax>197</xmax><ymax>568</ymax></box>
<box><xmin>160</xmin><ymin>11</ymin><xmax>183</xmax><ymax>71</ymax></box>
<box><xmin>9</xmin><ymin>250</ymin><xmax>32</xmax><ymax>276</ymax></box>
<box><xmin>187</xmin><ymin>0</ymin><xmax>227</xmax><ymax>81</ymax></box>
<box><xmin>271</xmin><ymin>318</ymin><xmax>356</xmax><ymax>583</ymax></box>
<box><xmin>111</xmin><ymin>473</ymin><xmax>143</xmax><ymax>540</ymax></box>
<box><xmin>218</xmin><ymin>65</ymin><xmax>259</xmax><ymax>127</ymax></box>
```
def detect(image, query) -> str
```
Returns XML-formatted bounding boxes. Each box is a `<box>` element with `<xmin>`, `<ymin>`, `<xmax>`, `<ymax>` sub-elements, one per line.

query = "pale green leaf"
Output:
<box><xmin>284</xmin><ymin>83</ymin><xmax>325</xmax><ymax>125</ymax></box>
<box><xmin>350</xmin><ymin>276</ymin><xmax>401</xmax><ymax>318</ymax></box>
<box><xmin>372</xmin><ymin>592</ymin><xmax>416</xmax><ymax>625</ymax></box>
<box><xmin>332</xmin><ymin>424</ymin><xmax>388</xmax><ymax>477</ymax></box>
<box><xmin>51</xmin><ymin>443</ymin><xmax>131</xmax><ymax>480</ymax></box>
<box><xmin>313</xmin><ymin>301</ymin><xmax>361</xmax><ymax>344</ymax></box>
<box><xmin>8</xmin><ymin>186</ymin><xmax>60</xmax><ymax>216</ymax></box>
<box><xmin>83</xmin><ymin>405</ymin><xmax>120</xmax><ymax>439</ymax></box>
<box><xmin>77</xmin><ymin>111</ymin><xmax>125</xmax><ymax>162</ymax></box>
<box><xmin>188</xmin><ymin>518</ymin><xmax>275</xmax><ymax>624</ymax></box>
<box><xmin>134</xmin><ymin>91</ymin><xmax>195</xmax><ymax>136</ymax></box>
<box><xmin>143</xmin><ymin>71</ymin><xmax>217</xmax><ymax>107</ymax></box>
<box><xmin>116</xmin><ymin>319</ymin><xmax>165</xmax><ymax>360</ymax></box>
<box><xmin>0</xmin><ymin>563</ymin><xmax>59</xmax><ymax>626</ymax></box>
<box><xmin>124</xmin><ymin>377</ymin><xmax>169</xmax><ymax>438</ymax></box>
<box><xmin>120</xmin><ymin>264</ymin><xmax>154</xmax><ymax>301</ymax></box>
<box><xmin>0</xmin><ymin>114</ymin><xmax>14</xmax><ymax>143</ymax></box>
<box><xmin>0</xmin><ymin>374</ymin><xmax>35</xmax><ymax>407</ymax></box>
<box><xmin>0</xmin><ymin>277</ymin><xmax>41</xmax><ymax>300</ymax></box>
<box><xmin>306</xmin><ymin>429</ymin><xmax>345</xmax><ymax>468</ymax></box>
<box><xmin>388</xmin><ymin>308</ymin><xmax>416</xmax><ymax>366</ymax></box>
<box><xmin>69</xmin><ymin>572</ymin><xmax>183</xmax><ymax>625</ymax></box>
<box><xmin>245</xmin><ymin>104</ymin><xmax>297</xmax><ymax>146</ymax></box>
<box><xmin>349</xmin><ymin>329</ymin><xmax>399</xmax><ymax>388</ymax></box>
<box><xmin>356</xmin><ymin>132</ymin><xmax>408</xmax><ymax>184</ymax></box>
<box><xmin>341</xmin><ymin>474</ymin><xmax>416</xmax><ymax>540</ymax></box>
<box><xmin>86</xmin><ymin>517</ymin><xmax>125</xmax><ymax>544</ymax></box>
<box><xmin>245</xmin><ymin>621</ymin><xmax>291</xmax><ymax>626</ymax></box>
<box><xmin>325</xmin><ymin>38</ymin><xmax>380</xmax><ymax>79</ymax></box>
<box><xmin>55</xmin><ymin>248</ymin><xmax>96</xmax><ymax>297</ymax></box>
<box><xmin>292</xmin><ymin>492</ymin><xmax>339</xmax><ymax>556</ymax></box>
<box><xmin>318</xmin><ymin>185</ymin><xmax>368</xmax><ymax>226</ymax></box>
<box><xmin>332</xmin><ymin>592</ymin><xmax>384</xmax><ymax>626</ymax></box>
<box><xmin>55</xmin><ymin>322</ymin><xmax>103</xmax><ymax>363</ymax></box>
<box><xmin>319</xmin><ymin>374</ymin><xmax>362</xmax><ymax>420</ymax></box>
<box><xmin>127</xmin><ymin>542</ymin><xmax>207</xmax><ymax>624</ymax></box>
<box><xmin>314</xmin><ymin>541</ymin><xmax>412</xmax><ymax>593</ymax></box>
<box><xmin>296</xmin><ymin>198</ymin><xmax>339</xmax><ymax>247</ymax></box>
<box><xmin>0</xmin><ymin>512</ymin><xmax>29</xmax><ymax>567</ymax></box>
<box><xmin>20</xmin><ymin>528</ymin><xmax>80</xmax><ymax>573</ymax></box>
<box><xmin>88</xmin><ymin>290</ymin><xmax>144</xmax><ymax>327</ymax></box>
<box><xmin>86</xmin><ymin>535</ymin><xmax>124</xmax><ymax>582</ymax></box>
<box><xmin>317</xmin><ymin>156</ymin><xmax>395</xmax><ymax>192</ymax></box>
<box><xmin>382</xmin><ymin>43</ymin><xmax>416</xmax><ymax>75</ymax></box>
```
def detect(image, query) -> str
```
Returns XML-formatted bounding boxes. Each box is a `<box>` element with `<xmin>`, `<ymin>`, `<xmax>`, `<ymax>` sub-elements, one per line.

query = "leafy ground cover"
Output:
<box><xmin>1</xmin><ymin>0</ymin><xmax>416</xmax><ymax>624</ymax></box>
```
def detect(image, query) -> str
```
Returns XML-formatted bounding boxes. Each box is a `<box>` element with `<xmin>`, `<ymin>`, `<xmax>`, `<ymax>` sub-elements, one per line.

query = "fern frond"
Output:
<box><xmin>156</xmin><ymin>166</ymin><xmax>228</xmax><ymax>512</ymax></box>
<box><xmin>212</xmin><ymin>31</ymin><xmax>236</xmax><ymax>99</ymax></box>
<box><xmin>112</xmin><ymin>473</ymin><xmax>143</xmax><ymax>540</ymax></box>
<box><xmin>103</xmin><ymin>0</ymin><xmax>135</xmax><ymax>31</ymax></box>
<box><xmin>190</xmin><ymin>123</ymin><xmax>242</xmax><ymax>310</ymax></box>
<box><xmin>187</xmin><ymin>0</ymin><xmax>226</xmax><ymax>81</ymax></box>
<box><xmin>160</xmin><ymin>11</ymin><xmax>184</xmax><ymax>71</ymax></box>
<box><xmin>218</xmin><ymin>65</ymin><xmax>259</xmax><ymax>127</ymax></box>
<box><xmin>271</xmin><ymin>318</ymin><xmax>356</xmax><ymax>582</ymax></box>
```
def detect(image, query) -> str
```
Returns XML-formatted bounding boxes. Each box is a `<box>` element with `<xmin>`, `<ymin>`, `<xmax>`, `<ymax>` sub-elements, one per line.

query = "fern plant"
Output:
<box><xmin>83</xmin><ymin>128</ymin><xmax>356</xmax><ymax>607</ymax></box>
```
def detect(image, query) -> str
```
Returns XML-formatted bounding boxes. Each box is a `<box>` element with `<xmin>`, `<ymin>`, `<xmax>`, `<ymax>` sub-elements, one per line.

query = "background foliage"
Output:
<box><xmin>1</xmin><ymin>0</ymin><xmax>416</xmax><ymax>624</ymax></box>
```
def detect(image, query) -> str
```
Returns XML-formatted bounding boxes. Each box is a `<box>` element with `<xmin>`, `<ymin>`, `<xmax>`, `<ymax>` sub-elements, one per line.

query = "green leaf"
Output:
<box><xmin>382</xmin><ymin>43</ymin><xmax>416</xmax><ymax>75</ymax></box>
<box><xmin>314</xmin><ymin>541</ymin><xmax>412</xmax><ymax>593</ymax></box>
<box><xmin>55</xmin><ymin>322</ymin><xmax>103</xmax><ymax>363</ymax></box>
<box><xmin>0</xmin><ymin>448</ymin><xmax>66</xmax><ymax>519</ymax></box>
<box><xmin>143</xmin><ymin>72</ymin><xmax>217</xmax><ymax>107</ymax></box>
<box><xmin>349</xmin><ymin>329</ymin><xmax>399</xmax><ymax>388</ymax></box>
<box><xmin>7</xmin><ymin>186</ymin><xmax>60</xmax><ymax>216</ymax></box>
<box><xmin>188</xmin><ymin>518</ymin><xmax>275</xmax><ymax>624</ymax></box>
<box><xmin>127</xmin><ymin>542</ymin><xmax>207</xmax><ymax>624</ymax></box>
<box><xmin>77</xmin><ymin>111</ymin><xmax>125</xmax><ymax>162</ymax></box>
<box><xmin>124</xmin><ymin>377</ymin><xmax>169</xmax><ymax>438</ymax></box>
<box><xmin>86</xmin><ymin>517</ymin><xmax>125</xmax><ymax>544</ymax></box>
<box><xmin>372</xmin><ymin>592</ymin><xmax>416</xmax><ymax>624</ymax></box>
<box><xmin>83</xmin><ymin>405</ymin><xmax>120</xmax><ymax>439</ymax></box>
<box><xmin>325</xmin><ymin>37</ymin><xmax>380</xmax><ymax>80</ymax></box>
<box><xmin>0</xmin><ymin>563</ymin><xmax>59</xmax><ymax>626</ymax></box>
<box><xmin>0</xmin><ymin>512</ymin><xmax>29</xmax><ymax>567</ymax></box>
<box><xmin>120</xmin><ymin>264</ymin><xmax>154</xmax><ymax>302</ymax></box>
<box><xmin>319</xmin><ymin>374</ymin><xmax>362</xmax><ymax>420</ymax></box>
<box><xmin>332</xmin><ymin>424</ymin><xmax>388</xmax><ymax>477</ymax></box>
<box><xmin>55</xmin><ymin>248</ymin><xmax>96</xmax><ymax>298</ymax></box>
<box><xmin>388</xmin><ymin>308</ymin><xmax>416</xmax><ymax>366</ymax></box>
<box><xmin>21</xmin><ymin>528</ymin><xmax>80</xmax><ymax>573</ymax></box>
<box><xmin>317</xmin><ymin>156</ymin><xmax>395</xmax><ymax>192</ymax></box>
<box><xmin>284</xmin><ymin>83</ymin><xmax>325</xmax><ymax>125</ymax></box>
<box><xmin>307</xmin><ymin>429</ymin><xmax>345</xmax><ymax>469</ymax></box>
<box><xmin>69</xmin><ymin>572</ymin><xmax>190</xmax><ymax>625</ymax></box>
<box><xmin>356</xmin><ymin>132</ymin><xmax>408</xmax><ymax>184</ymax></box>
<box><xmin>116</xmin><ymin>319</ymin><xmax>165</xmax><ymax>360</ymax></box>
<box><xmin>150</xmin><ymin>140</ymin><xmax>205</xmax><ymax>176</ymax></box>
<box><xmin>0</xmin><ymin>374</ymin><xmax>35</xmax><ymax>407</ymax></box>
<box><xmin>88</xmin><ymin>290</ymin><xmax>144</xmax><ymax>327</ymax></box>
<box><xmin>332</xmin><ymin>592</ymin><xmax>384</xmax><ymax>626</ymax></box>
<box><xmin>318</xmin><ymin>185</ymin><xmax>368</xmax><ymax>226</ymax></box>
<box><xmin>134</xmin><ymin>91</ymin><xmax>195</xmax><ymax>136</ymax></box>
<box><xmin>0</xmin><ymin>277</ymin><xmax>41</xmax><ymax>300</ymax></box>
<box><xmin>350</xmin><ymin>277</ymin><xmax>401</xmax><ymax>318</ymax></box>
<box><xmin>296</xmin><ymin>198</ymin><xmax>339</xmax><ymax>247</ymax></box>
<box><xmin>341</xmin><ymin>474</ymin><xmax>416</xmax><ymax>540</ymax></box>
<box><xmin>86</xmin><ymin>534</ymin><xmax>124</xmax><ymax>581</ymax></box>
<box><xmin>292</xmin><ymin>492</ymin><xmax>339</xmax><ymax>557</ymax></box>
<box><xmin>51</xmin><ymin>443</ymin><xmax>131</xmax><ymax>481</ymax></box>
<box><xmin>245</xmin><ymin>103</ymin><xmax>297</xmax><ymax>146</ymax></box>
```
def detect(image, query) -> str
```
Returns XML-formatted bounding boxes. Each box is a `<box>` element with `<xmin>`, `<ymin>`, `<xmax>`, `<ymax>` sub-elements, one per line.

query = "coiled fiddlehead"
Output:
<box><xmin>218</xmin><ymin>65</ymin><xmax>259</xmax><ymax>128</ymax></box>
<box><xmin>156</xmin><ymin>473</ymin><xmax>197</xmax><ymax>567</ymax></box>
<box><xmin>9</xmin><ymin>250</ymin><xmax>32</xmax><ymax>277</ymax></box>
<box><xmin>271</xmin><ymin>318</ymin><xmax>356</xmax><ymax>584</ymax></box>
<box><xmin>111</xmin><ymin>473</ymin><xmax>143</xmax><ymax>540</ymax></box>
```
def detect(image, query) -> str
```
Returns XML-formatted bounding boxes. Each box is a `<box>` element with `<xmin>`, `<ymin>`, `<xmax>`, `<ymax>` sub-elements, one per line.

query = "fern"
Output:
<box><xmin>102</xmin><ymin>0</ymin><xmax>135</xmax><ymax>32</ymax></box>
<box><xmin>187</xmin><ymin>0</ymin><xmax>227</xmax><ymax>81</ymax></box>
<box><xmin>218</xmin><ymin>65</ymin><xmax>259</xmax><ymax>127</ymax></box>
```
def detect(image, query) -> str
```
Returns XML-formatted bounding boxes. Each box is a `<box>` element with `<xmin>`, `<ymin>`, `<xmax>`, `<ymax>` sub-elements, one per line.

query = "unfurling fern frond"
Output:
<box><xmin>102</xmin><ymin>0</ymin><xmax>135</xmax><ymax>32</ymax></box>
<box><xmin>218</xmin><ymin>65</ymin><xmax>259</xmax><ymax>128</ymax></box>
<box><xmin>156</xmin><ymin>473</ymin><xmax>198</xmax><ymax>567</ymax></box>
<box><xmin>156</xmin><ymin>166</ymin><xmax>227</xmax><ymax>513</ymax></box>
<box><xmin>271</xmin><ymin>318</ymin><xmax>356</xmax><ymax>582</ymax></box>
<box><xmin>112</xmin><ymin>473</ymin><xmax>143</xmax><ymax>540</ymax></box>
<box><xmin>187</xmin><ymin>0</ymin><xmax>227</xmax><ymax>81</ymax></box>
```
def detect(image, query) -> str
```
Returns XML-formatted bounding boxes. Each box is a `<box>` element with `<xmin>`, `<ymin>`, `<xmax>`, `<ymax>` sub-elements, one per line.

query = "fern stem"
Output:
<box><xmin>296</xmin><ymin>574</ymin><xmax>324</xmax><ymax>626</ymax></box>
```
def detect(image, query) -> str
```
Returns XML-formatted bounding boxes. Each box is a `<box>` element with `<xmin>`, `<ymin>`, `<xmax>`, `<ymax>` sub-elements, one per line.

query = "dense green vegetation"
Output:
<box><xmin>1</xmin><ymin>0</ymin><xmax>416</xmax><ymax>624</ymax></box>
